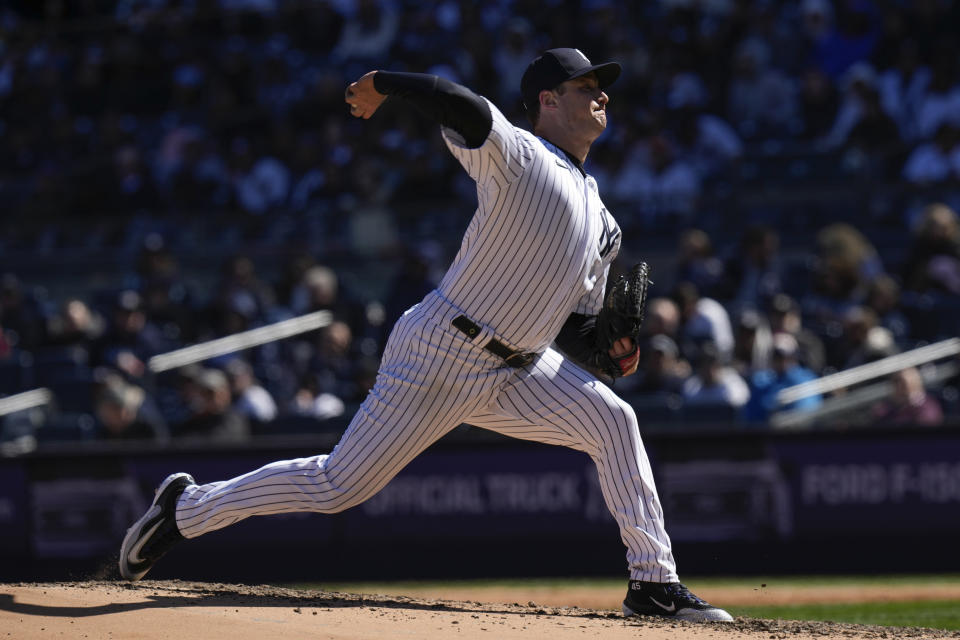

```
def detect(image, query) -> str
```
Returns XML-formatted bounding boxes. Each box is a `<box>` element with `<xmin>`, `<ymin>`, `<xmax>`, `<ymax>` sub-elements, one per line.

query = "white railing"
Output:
<box><xmin>0</xmin><ymin>388</ymin><xmax>54</xmax><ymax>418</ymax></box>
<box><xmin>775</xmin><ymin>337</ymin><xmax>960</xmax><ymax>407</ymax></box>
<box><xmin>147</xmin><ymin>310</ymin><xmax>332</xmax><ymax>373</ymax></box>
<box><xmin>771</xmin><ymin>359</ymin><xmax>959</xmax><ymax>430</ymax></box>
<box><xmin>0</xmin><ymin>310</ymin><xmax>333</xmax><ymax>416</ymax></box>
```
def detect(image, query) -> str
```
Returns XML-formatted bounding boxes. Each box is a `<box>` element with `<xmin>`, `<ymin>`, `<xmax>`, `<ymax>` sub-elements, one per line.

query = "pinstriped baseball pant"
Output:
<box><xmin>176</xmin><ymin>292</ymin><xmax>678</xmax><ymax>582</ymax></box>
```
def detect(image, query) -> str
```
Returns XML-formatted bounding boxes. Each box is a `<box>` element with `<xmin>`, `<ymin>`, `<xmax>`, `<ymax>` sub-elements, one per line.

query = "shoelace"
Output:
<box><xmin>666</xmin><ymin>583</ymin><xmax>709</xmax><ymax>607</ymax></box>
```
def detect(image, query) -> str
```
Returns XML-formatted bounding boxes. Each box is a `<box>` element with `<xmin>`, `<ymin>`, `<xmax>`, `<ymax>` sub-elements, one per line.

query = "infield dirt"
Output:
<box><xmin>3</xmin><ymin>580</ymin><xmax>959</xmax><ymax>640</ymax></box>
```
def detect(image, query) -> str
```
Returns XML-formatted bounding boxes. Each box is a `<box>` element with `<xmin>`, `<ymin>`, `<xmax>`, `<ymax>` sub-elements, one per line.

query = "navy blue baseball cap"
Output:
<box><xmin>521</xmin><ymin>48</ymin><xmax>621</xmax><ymax>111</ymax></box>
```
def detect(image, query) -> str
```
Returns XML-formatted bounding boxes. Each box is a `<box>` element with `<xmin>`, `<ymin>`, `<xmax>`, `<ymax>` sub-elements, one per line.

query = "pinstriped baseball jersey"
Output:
<box><xmin>171</xmin><ymin>85</ymin><xmax>679</xmax><ymax>584</ymax></box>
<box><xmin>439</xmin><ymin>100</ymin><xmax>621</xmax><ymax>354</ymax></box>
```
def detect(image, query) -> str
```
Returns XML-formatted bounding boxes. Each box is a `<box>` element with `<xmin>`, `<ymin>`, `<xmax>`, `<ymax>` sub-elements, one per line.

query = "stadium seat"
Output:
<box><xmin>0</xmin><ymin>353</ymin><xmax>35</xmax><ymax>394</ymax></box>
<box><xmin>49</xmin><ymin>378</ymin><xmax>96</xmax><ymax>413</ymax></box>
<box><xmin>624</xmin><ymin>393</ymin><xmax>683</xmax><ymax>428</ymax></box>
<box><xmin>681</xmin><ymin>402</ymin><xmax>740</xmax><ymax>429</ymax></box>
<box><xmin>35</xmin><ymin>412</ymin><xmax>97</xmax><ymax>443</ymax></box>
<box><xmin>31</xmin><ymin>346</ymin><xmax>92</xmax><ymax>387</ymax></box>
<box><xmin>253</xmin><ymin>412</ymin><xmax>352</xmax><ymax>437</ymax></box>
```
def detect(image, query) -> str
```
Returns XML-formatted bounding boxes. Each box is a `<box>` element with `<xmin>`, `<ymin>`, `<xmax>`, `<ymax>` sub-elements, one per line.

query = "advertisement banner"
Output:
<box><xmin>344</xmin><ymin>447</ymin><xmax>617</xmax><ymax>540</ymax></box>
<box><xmin>774</xmin><ymin>436</ymin><xmax>960</xmax><ymax>536</ymax></box>
<box><xmin>2</xmin><ymin>428</ymin><xmax>959</xmax><ymax>578</ymax></box>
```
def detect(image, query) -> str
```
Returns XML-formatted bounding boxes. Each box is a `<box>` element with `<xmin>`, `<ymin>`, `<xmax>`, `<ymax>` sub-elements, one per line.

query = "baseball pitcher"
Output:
<box><xmin>119</xmin><ymin>48</ymin><xmax>732</xmax><ymax>622</ymax></box>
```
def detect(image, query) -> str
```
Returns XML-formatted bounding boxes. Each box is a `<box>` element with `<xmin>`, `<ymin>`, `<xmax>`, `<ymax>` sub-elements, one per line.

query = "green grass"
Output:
<box><xmin>645</xmin><ymin>575</ymin><xmax>960</xmax><ymax>630</ymax></box>
<box><xmin>687</xmin><ymin>574</ymin><xmax>960</xmax><ymax>588</ymax></box>
<box><xmin>288</xmin><ymin>575</ymin><xmax>960</xmax><ymax>631</ymax></box>
<box><xmin>726</xmin><ymin>600</ymin><xmax>960</xmax><ymax>630</ymax></box>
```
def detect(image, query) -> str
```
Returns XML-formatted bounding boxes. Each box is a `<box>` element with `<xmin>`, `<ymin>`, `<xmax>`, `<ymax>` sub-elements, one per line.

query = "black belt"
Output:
<box><xmin>451</xmin><ymin>315</ymin><xmax>535</xmax><ymax>368</ymax></box>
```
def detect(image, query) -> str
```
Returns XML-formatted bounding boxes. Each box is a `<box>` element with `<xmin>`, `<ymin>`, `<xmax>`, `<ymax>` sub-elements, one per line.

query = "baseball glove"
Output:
<box><xmin>592</xmin><ymin>261</ymin><xmax>652</xmax><ymax>378</ymax></box>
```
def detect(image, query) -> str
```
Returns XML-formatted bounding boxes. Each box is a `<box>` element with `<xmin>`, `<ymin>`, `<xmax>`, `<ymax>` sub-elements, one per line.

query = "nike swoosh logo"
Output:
<box><xmin>649</xmin><ymin>596</ymin><xmax>676</xmax><ymax>613</ymax></box>
<box><xmin>126</xmin><ymin>506</ymin><xmax>162</xmax><ymax>565</ymax></box>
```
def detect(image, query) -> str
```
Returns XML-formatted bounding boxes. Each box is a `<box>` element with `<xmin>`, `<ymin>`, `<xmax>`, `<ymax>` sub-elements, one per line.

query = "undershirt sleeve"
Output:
<box><xmin>554</xmin><ymin>313</ymin><xmax>598</xmax><ymax>366</ymax></box>
<box><xmin>373</xmin><ymin>71</ymin><xmax>492</xmax><ymax>149</ymax></box>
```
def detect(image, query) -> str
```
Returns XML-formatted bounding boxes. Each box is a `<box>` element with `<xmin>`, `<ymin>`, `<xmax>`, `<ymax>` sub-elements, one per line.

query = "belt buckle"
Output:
<box><xmin>505</xmin><ymin>352</ymin><xmax>534</xmax><ymax>368</ymax></box>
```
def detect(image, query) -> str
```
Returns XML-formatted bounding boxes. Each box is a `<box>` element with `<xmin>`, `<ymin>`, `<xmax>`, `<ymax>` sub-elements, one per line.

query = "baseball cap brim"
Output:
<box><xmin>568</xmin><ymin>61</ymin><xmax>621</xmax><ymax>89</ymax></box>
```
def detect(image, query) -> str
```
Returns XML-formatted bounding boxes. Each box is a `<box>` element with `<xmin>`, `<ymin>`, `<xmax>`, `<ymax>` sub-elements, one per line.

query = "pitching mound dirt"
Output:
<box><xmin>1</xmin><ymin>581</ymin><xmax>956</xmax><ymax>640</ymax></box>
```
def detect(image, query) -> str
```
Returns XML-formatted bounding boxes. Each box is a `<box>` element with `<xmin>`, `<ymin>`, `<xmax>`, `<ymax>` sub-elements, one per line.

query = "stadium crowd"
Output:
<box><xmin>1</xmin><ymin>0</ymin><xmax>960</xmax><ymax>446</ymax></box>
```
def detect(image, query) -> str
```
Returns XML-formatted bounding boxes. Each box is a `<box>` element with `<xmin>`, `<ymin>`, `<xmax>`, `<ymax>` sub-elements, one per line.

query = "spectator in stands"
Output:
<box><xmin>383</xmin><ymin>245</ymin><xmax>439</xmax><ymax>330</ymax></box>
<box><xmin>0</xmin><ymin>321</ymin><xmax>12</xmax><ymax>361</ymax></box>
<box><xmin>870</xmin><ymin>366</ymin><xmax>944</xmax><ymax>427</ymax></box>
<box><xmin>672</xmin><ymin>282</ymin><xmax>735</xmax><ymax>362</ymax></box>
<box><xmin>743</xmin><ymin>333</ymin><xmax>822</xmax><ymax>423</ymax></box>
<box><xmin>719</xmin><ymin>224</ymin><xmax>783</xmax><ymax>310</ymax></box>
<box><xmin>820</xmin><ymin>62</ymin><xmax>886</xmax><ymax>150</ymax></box>
<box><xmin>135</xmin><ymin>234</ymin><xmax>182</xmax><ymax>289</ymax></box>
<box><xmin>166</xmin><ymin>131</ymin><xmax>231</xmax><ymax>211</ymax></box>
<box><xmin>228</xmin><ymin>137</ymin><xmax>291</xmax><ymax>216</ymax></box>
<box><xmin>224</xmin><ymin>358</ymin><xmax>277</xmax><ymax>424</ymax></box>
<box><xmin>288</xmin><ymin>373</ymin><xmax>346</xmax><ymax>421</ymax></box>
<box><xmin>878</xmin><ymin>40</ymin><xmax>931</xmax><ymax>142</ymax></box>
<box><xmin>731</xmin><ymin>309</ymin><xmax>773</xmax><ymax>379</ymax></box>
<box><xmin>675</xmin><ymin>229</ymin><xmax>725</xmax><ymax>300</ymax></box>
<box><xmin>44</xmin><ymin>298</ymin><xmax>104</xmax><ymax>350</ymax></box>
<box><xmin>290</xmin><ymin>265</ymin><xmax>354</xmax><ymax>321</ymax></box>
<box><xmin>211</xmin><ymin>254</ymin><xmax>276</xmax><ymax>336</ymax></box>
<box><xmin>612</xmin><ymin>133</ymin><xmax>701</xmax><ymax>228</ymax></box>
<box><xmin>799</xmin><ymin>0</ymin><xmax>835</xmax><ymax>55</ymax></box>
<box><xmin>726</xmin><ymin>37</ymin><xmax>798</xmax><ymax>139</ymax></box>
<box><xmin>141</xmin><ymin>279</ymin><xmax>196</xmax><ymax>346</ymax></box>
<box><xmin>666</xmin><ymin>73</ymin><xmax>743</xmax><ymax>180</ymax></box>
<box><xmin>309</xmin><ymin>320</ymin><xmax>363</xmax><ymax>403</ymax></box>
<box><xmin>492</xmin><ymin>18</ymin><xmax>540</xmax><ymax>106</ymax></box>
<box><xmin>175</xmin><ymin>367</ymin><xmax>250</xmax><ymax>441</ymax></box>
<box><xmin>798</xmin><ymin>67</ymin><xmax>840</xmax><ymax>140</ymax></box>
<box><xmin>346</xmin><ymin>159</ymin><xmax>401</xmax><ymax>256</ymax></box>
<box><xmin>902</xmin><ymin>123</ymin><xmax>958</xmax><ymax>185</ymax></box>
<box><xmin>94</xmin><ymin>373</ymin><xmax>169</xmax><ymax>441</ymax></box>
<box><xmin>865</xmin><ymin>275</ymin><xmax>910</xmax><ymax>341</ymax></box>
<box><xmin>110</xmin><ymin>145</ymin><xmax>159</xmax><ymax>214</ymax></box>
<box><xmin>5</xmin><ymin>1</ymin><xmax>960</xmax><ymax>440</ymax></box>
<box><xmin>93</xmin><ymin>290</ymin><xmax>167</xmax><ymax>380</ymax></box>
<box><xmin>682</xmin><ymin>340</ymin><xmax>750</xmax><ymax>409</ymax></box>
<box><xmin>287</xmin><ymin>264</ymin><xmax>368</xmax><ymax>338</ymax></box>
<box><xmin>0</xmin><ymin>274</ymin><xmax>44</xmax><ymax>351</ymax></box>
<box><xmin>912</xmin><ymin>46</ymin><xmax>960</xmax><ymax>142</ymax></box>
<box><xmin>331</xmin><ymin>0</ymin><xmax>400</xmax><ymax>65</ymax></box>
<box><xmin>768</xmin><ymin>293</ymin><xmax>826</xmax><ymax>375</ymax></box>
<box><xmin>838</xmin><ymin>304</ymin><xmax>876</xmax><ymax>365</ymax></box>
<box><xmin>643</xmin><ymin>297</ymin><xmax>683</xmax><ymax>344</ymax></box>
<box><xmin>901</xmin><ymin>202</ymin><xmax>960</xmax><ymax>295</ymax></box>
<box><xmin>803</xmin><ymin>223</ymin><xmax>883</xmax><ymax>334</ymax></box>
<box><xmin>287</xmin><ymin>132</ymin><xmax>329</xmax><ymax>211</ymax></box>
<box><xmin>834</xmin><ymin>305</ymin><xmax>901</xmax><ymax>370</ymax></box>
<box><xmin>841</xmin><ymin>83</ymin><xmax>902</xmax><ymax>176</ymax></box>
<box><xmin>806</xmin><ymin>0</ymin><xmax>880</xmax><ymax>82</ymax></box>
<box><xmin>630</xmin><ymin>334</ymin><xmax>690</xmax><ymax>396</ymax></box>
